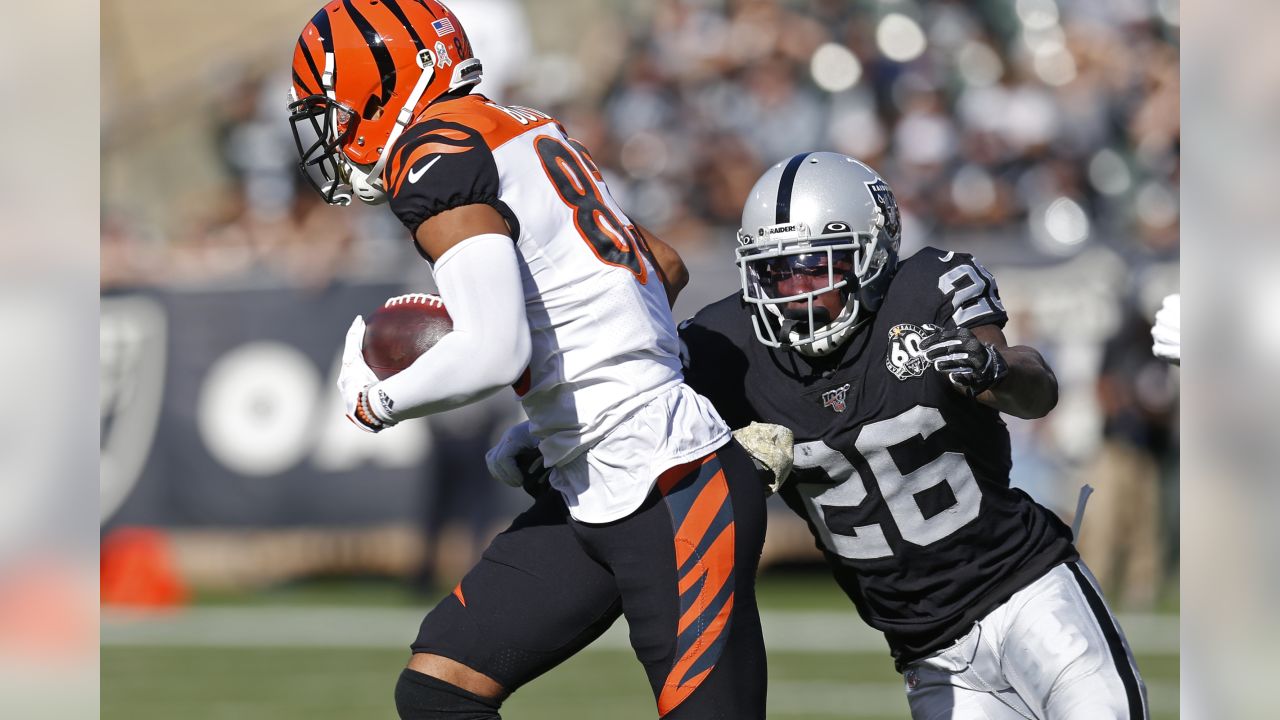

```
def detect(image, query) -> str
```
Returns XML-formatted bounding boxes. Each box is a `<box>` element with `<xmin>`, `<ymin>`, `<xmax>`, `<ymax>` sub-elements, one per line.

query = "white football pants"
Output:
<box><xmin>902</xmin><ymin>561</ymin><xmax>1149</xmax><ymax>720</ymax></box>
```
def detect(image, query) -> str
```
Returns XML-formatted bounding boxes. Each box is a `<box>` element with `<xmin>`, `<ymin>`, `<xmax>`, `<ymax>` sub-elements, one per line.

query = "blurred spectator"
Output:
<box><xmin>413</xmin><ymin>395</ymin><xmax>525</xmax><ymax>591</ymax></box>
<box><xmin>1076</xmin><ymin>303</ymin><xmax>1178</xmax><ymax>609</ymax></box>
<box><xmin>447</xmin><ymin>0</ymin><xmax>533</xmax><ymax>102</ymax></box>
<box><xmin>213</xmin><ymin>73</ymin><xmax>298</xmax><ymax>223</ymax></box>
<box><xmin>101</xmin><ymin>212</ymin><xmax>156</xmax><ymax>290</ymax></box>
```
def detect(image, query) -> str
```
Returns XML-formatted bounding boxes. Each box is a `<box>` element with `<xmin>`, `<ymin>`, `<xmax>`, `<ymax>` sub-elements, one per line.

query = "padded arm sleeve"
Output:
<box><xmin>370</xmin><ymin>233</ymin><xmax>531</xmax><ymax>421</ymax></box>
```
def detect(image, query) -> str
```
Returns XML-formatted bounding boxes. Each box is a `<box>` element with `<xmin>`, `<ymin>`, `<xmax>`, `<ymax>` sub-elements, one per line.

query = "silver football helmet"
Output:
<box><xmin>736</xmin><ymin>152</ymin><xmax>901</xmax><ymax>356</ymax></box>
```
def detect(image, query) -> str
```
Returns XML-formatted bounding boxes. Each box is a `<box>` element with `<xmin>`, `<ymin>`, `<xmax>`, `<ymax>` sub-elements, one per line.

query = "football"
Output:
<box><xmin>362</xmin><ymin>293</ymin><xmax>453</xmax><ymax>380</ymax></box>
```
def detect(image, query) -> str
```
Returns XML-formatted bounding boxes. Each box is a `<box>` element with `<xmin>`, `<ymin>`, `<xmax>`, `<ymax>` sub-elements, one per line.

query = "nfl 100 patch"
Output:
<box><xmin>886</xmin><ymin>323</ymin><xmax>930</xmax><ymax>380</ymax></box>
<box><xmin>822</xmin><ymin>383</ymin><xmax>851</xmax><ymax>413</ymax></box>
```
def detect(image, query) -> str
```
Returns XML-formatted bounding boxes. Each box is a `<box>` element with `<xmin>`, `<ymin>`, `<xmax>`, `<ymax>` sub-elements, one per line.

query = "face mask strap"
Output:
<box><xmin>364</xmin><ymin>50</ymin><xmax>438</xmax><ymax>190</ymax></box>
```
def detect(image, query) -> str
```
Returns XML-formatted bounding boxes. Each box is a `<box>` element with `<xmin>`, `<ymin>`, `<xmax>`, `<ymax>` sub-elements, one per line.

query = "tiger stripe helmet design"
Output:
<box><xmin>288</xmin><ymin>0</ymin><xmax>482</xmax><ymax>205</ymax></box>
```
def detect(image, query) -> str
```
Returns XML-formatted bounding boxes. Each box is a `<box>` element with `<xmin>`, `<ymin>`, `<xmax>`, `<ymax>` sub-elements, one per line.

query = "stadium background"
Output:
<box><xmin>100</xmin><ymin>0</ymin><xmax>1180</xmax><ymax>717</ymax></box>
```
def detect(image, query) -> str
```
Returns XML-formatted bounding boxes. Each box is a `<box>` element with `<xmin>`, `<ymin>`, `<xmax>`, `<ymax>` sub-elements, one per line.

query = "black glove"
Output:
<box><xmin>514</xmin><ymin>446</ymin><xmax>552</xmax><ymax>499</ymax></box>
<box><xmin>920</xmin><ymin>325</ymin><xmax>1008</xmax><ymax>398</ymax></box>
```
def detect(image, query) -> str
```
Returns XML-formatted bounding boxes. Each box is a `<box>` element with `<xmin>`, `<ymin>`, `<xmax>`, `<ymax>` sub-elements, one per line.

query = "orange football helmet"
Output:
<box><xmin>288</xmin><ymin>0</ymin><xmax>482</xmax><ymax>205</ymax></box>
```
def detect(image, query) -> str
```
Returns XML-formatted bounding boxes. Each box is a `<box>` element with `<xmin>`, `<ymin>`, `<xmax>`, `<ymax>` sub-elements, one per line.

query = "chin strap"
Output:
<box><xmin>363</xmin><ymin>52</ymin><xmax>439</xmax><ymax>195</ymax></box>
<box><xmin>793</xmin><ymin>319</ymin><xmax>864</xmax><ymax>356</ymax></box>
<box><xmin>318</xmin><ymin>51</ymin><xmax>357</xmax><ymax>206</ymax></box>
<box><xmin>791</xmin><ymin>297</ymin><xmax>863</xmax><ymax>357</ymax></box>
<box><xmin>778</xmin><ymin>317</ymin><xmax>801</xmax><ymax>340</ymax></box>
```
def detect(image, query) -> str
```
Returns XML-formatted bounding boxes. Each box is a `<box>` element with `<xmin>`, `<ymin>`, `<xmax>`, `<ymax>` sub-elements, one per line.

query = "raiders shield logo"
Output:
<box><xmin>101</xmin><ymin>295</ymin><xmax>168</xmax><ymax>522</ymax></box>
<box><xmin>822</xmin><ymin>383</ymin><xmax>851</xmax><ymax>413</ymax></box>
<box><xmin>865</xmin><ymin>179</ymin><xmax>901</xmax><ymax>241</ymax></box>
<box><xmin>886</xmin><ymin>323</ymin><xmax>930</xmax><ymax>380</ymax></box>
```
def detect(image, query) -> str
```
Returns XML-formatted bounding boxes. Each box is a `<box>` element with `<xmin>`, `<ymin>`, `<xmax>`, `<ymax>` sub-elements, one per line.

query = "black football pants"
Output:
<box><xmin>410</xmin><ymin>439</ymin><xmax>768</xmax><ymax>719</ymax></box>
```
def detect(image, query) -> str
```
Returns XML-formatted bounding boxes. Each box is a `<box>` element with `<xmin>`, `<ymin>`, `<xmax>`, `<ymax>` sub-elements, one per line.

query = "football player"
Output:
<box><xmin>673</xmin><ymin>153</ymin><xmax>1150</xmax><ymax>718</ymax></box>
<box><xmin>287</xmin><ymin>2</ymin><xmax>767</xmax><ymax>718</ymax></box>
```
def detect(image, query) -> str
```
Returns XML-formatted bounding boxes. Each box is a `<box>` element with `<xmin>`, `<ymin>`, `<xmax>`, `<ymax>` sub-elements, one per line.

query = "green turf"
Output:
<box><xmin>192</xmin><ymin>576</ymin><xmax>423</xmax><ymax>608</ymax></box>
<box><xmin>194</xmin><ymin>571</ymin><xmax>1176</xmax><ymax>615</ymax></box>
<box><xmin>108</xmin><ymin>575</ymin><xmax>1177</xmax><ymax>718</ymax></box>
<box><xmin>190</xmin><ymin>571</ymin><xmax>865</xmax><ymax>610</ymax></box>
<box><xmin>102</xmin><ymin>645</ymin><xmax>1177</xmax><ymax>720</ymax></box>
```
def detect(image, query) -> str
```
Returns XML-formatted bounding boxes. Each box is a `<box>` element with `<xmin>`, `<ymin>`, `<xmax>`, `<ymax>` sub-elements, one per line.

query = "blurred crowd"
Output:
<box><xmin>102</xmin><ymin>0</ymin><xmax>1179</xmax><ymax>290</ymax></box>
<box><xmin>558</xmin><ymin>0</ymin><xmax>1179</xmax><ymax>264</ymax></box>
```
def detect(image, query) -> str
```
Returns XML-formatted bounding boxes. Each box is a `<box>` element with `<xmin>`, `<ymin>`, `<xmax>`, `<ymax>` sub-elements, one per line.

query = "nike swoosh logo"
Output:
<box><xmin>407</xmin><ymin>155</ymin><xmax>441</xmax><ymax>184</ymax></box>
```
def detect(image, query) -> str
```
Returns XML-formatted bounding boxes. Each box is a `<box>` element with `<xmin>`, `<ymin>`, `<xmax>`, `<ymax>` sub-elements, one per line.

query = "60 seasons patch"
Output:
<box><xmin>886</xmin><ymin>323</ymin><xmax>931</xmax><ymax>380</ymax></box>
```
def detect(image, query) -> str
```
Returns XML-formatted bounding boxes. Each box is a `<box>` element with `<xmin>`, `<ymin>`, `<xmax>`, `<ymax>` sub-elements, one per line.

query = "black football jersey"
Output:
<box><xmin>679</xmin><ymin>247</ymin><xmax>1077</xmax><ymax>668</ymax></box>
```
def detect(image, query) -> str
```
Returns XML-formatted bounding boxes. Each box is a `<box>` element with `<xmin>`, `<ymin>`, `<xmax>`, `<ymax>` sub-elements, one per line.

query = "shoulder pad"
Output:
<box><xmin>418</xmin><ymin>94</ymin><xmax>557</xmax><ymax>151</ymax></box>
<box><xmin>383</xmin><ymin>117</ymin><xmax>501</xmax><ymax>235</ymax></box>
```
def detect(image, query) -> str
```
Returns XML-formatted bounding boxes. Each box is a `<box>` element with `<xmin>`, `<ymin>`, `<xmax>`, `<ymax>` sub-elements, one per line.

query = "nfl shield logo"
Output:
<box><xmin>101</xmin><ymin>296</ymin><xmax>168</xmax><ymax>522</ymax></box>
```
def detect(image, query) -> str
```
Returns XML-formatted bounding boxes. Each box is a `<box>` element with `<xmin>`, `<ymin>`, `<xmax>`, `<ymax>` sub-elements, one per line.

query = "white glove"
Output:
<box><xmin>486</xmin><ymin>421</ymin><xmax>543</xmax><ymax>488</ymax></box>
<box><xmin>732</xmin><ymin>422</ymin><xmax>795</xmax><ymax>494</ymax></box>
<box><xmin>1151</xmin><ymin>293</ymin><xmax>1180</xmax><ymax>365</ymax></box>
<box><xmin>337</xmin><ymin>316</ymin><xmax>395</xmax><ymax>433</ymax></box>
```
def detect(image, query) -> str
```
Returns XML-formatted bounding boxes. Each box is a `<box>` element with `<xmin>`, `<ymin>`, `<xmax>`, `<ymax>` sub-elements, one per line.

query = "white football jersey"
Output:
<box><xmin>385</xmin><ymin>94</ymin><xmax>729</xmax><ymax>521</ymax></box>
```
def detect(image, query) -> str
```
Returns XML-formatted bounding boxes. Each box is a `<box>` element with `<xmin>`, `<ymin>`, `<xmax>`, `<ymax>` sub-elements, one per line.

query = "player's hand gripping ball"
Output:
<box><xmin>336</xmin><ymin>294</ymin><xmax>453</xmax><ymax>433</ymax></box>
<box><xmin>362</xmin><ymin>293</ymin><xmax>454</xmax><ymax>380</ymax></box>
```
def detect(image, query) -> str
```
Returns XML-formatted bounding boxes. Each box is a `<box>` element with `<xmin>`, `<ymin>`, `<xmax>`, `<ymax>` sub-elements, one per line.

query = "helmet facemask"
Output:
<box><xmin>737</xmin><ymin>221</ymin><xmax>894</xmax><ymax>356</ymax></box>
<box><xmin>288</xmin><ymin>90</ymin><xmax>359</xmax><ymax>206</ymax></box>
<box><xmin>288</xmin><ymin>45</ymin><xmax>443</xmax><ymax>208</ymax></box>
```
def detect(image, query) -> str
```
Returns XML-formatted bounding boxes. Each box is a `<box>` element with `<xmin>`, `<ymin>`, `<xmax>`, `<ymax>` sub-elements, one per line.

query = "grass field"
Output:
<box><xmin>103</xmin><ymin>575</ymin><xmax>1179</xmax><ymax>719</ymax></box>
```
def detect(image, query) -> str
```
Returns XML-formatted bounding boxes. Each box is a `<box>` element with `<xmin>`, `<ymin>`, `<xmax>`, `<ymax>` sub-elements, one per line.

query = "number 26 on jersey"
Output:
<box><xmin>793</xmin><ymin>406</ymin><xmax>982</xmax><ymax>561</ymax></box>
